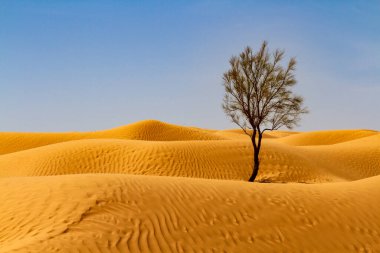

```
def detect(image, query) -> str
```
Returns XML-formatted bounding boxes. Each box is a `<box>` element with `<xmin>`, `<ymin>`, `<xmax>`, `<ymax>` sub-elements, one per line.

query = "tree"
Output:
<box><xmin>222</xmin><ymin>41</ymin><xmax>308</xmax><ymax>182</ymax></box>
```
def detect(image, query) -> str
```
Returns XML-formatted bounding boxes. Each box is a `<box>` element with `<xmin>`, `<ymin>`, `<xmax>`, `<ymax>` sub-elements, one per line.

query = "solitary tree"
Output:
<box><xmin>222</xmin><ymin>41</ymin><xmax>308</xmax><ymax>182</ymax></box>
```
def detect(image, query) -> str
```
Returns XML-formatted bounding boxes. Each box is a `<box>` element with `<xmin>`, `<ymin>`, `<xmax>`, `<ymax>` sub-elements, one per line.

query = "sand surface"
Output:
<box><xmin>0</xmin><ymin>120</ymin><xmax>379</xmax><ymax>252</ymax></box>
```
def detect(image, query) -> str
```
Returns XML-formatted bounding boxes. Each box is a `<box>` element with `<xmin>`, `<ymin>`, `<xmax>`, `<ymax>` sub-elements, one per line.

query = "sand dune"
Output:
<box><xmin>0</xmin><ymin>120</ymin><xmax>379</xmax><ymax>252</ymax></box>
<box><xmin>277</xmin><ymin>129</ymin><xmax>377</xmax><ymax>146</ymax></box>
<box><xmin>0</xmin><ymin>124</ymin><xmax>379</xmax><ymax>182</ymax></box>
<box><xmin>1</xmin><ymin>174</ymin><xmax>380</xmax><ymax>253</ymax></box>
<box><xmin>0</xmin><ymin>120</ymin><xmax>225</xmax><ymax>156</ymax></box>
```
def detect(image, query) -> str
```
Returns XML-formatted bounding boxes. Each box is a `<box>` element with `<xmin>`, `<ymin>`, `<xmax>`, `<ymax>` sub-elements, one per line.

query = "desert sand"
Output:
<box><xmin>0</xmin><ymin>120</ymin><xmax>379</xmax><ymax>252</ymax></box>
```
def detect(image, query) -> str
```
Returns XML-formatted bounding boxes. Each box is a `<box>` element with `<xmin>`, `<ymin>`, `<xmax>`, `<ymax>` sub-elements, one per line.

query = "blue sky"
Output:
<box><xmin>0</xmin><ymin>1</ymin><xmax>379</xmax><ymax>132</ymax></box>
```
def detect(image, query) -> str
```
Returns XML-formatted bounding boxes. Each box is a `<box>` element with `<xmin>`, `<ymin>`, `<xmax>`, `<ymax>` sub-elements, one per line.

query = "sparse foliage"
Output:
<box><xmin>222</xmin><ymin>41</ymin><xmax>308</xmax><ymax>182</ymax></box>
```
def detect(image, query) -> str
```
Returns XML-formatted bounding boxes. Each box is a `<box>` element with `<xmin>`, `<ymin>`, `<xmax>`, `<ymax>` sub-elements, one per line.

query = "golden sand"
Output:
<box><xmin>0</xmin><ymin>120</ymin><xmax>379</xmax><ymax>252</ymax></box>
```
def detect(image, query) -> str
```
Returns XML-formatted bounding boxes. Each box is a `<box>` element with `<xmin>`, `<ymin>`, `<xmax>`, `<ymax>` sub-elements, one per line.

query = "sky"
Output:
<box><xmin>1</xmin><ymin>0</ymin><xmax>379</xmax><ymax>132</ymax></box>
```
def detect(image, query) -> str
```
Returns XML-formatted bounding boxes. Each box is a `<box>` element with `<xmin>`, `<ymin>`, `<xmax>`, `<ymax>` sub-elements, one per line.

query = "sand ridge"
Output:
<box><xmin>276</xmin><ymin>129</ymin><xmax>378</xmax><ymax>146</ymax></box>
<box><xmin>0</xmin><ymin>120</ymin><xmax>226</xmax><ymax>156</ymax></box>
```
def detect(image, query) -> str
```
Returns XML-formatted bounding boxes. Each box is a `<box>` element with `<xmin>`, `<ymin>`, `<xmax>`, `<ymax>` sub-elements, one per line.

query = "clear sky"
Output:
<box><xmin>1</xmin><ymin>0</ymin><xmax>379</xmax><ymax>132</ymax></box>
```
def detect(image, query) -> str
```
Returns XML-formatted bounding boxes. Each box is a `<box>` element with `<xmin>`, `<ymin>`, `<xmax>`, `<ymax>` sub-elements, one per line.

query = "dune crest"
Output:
<box><xmin>0</xmin><ymin>120</ymin><xmax>225</xmax><ymax>155</ymax></box>
<box><xmin>277</xmin><ymin>129</ymin><xmax>377</xmax><ymax>146</ymax></box>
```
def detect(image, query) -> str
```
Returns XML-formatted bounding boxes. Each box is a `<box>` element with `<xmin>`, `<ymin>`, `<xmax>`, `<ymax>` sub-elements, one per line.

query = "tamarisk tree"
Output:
<box><xmin>222</xmin><ymin>41</ymin><xmax>308</xmax><ymax>182</ymax></box>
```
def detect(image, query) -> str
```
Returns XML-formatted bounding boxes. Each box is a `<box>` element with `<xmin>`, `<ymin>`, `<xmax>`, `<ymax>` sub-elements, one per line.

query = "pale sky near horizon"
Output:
<box><xmin>1</xmin><ymin>1</ymin><xmax>379</xmax><ymax>132</ymax></box>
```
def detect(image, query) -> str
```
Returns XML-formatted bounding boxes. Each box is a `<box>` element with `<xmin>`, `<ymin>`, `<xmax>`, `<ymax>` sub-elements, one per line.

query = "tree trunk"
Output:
<box><xmin>248</xmin><ymin>132</ymin><xmax>262</xmax><ymax>182</ymax></box>
<box><xmin>248</xmin><ymin>150</ymin><xmax>260</xmax><ymax>182</ymax></box>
